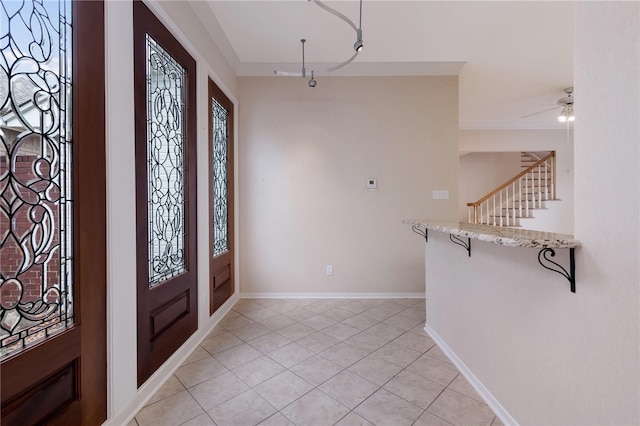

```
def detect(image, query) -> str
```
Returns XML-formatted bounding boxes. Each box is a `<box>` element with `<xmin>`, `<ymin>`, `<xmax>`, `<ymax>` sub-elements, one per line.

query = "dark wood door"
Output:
<box><xmin>0</xmin><ymin>1</ymin><xmax>107</xmax><ymax>424</ymax></box>
<box><xmin>209</xmin><ymin>79</ymin><xmax>235</xmax><ymax>314</ymax></box>
<box><xmin>133</xmin><ymin>0</ymin><xmax>198</xmax><ymax>385</ymax></box>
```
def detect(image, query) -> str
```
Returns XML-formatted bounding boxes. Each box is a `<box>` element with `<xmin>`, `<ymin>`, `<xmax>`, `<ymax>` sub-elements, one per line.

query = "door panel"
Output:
<box><xmin>0</xmin><ymin>1</ymin><xmax>107</xmax><ymax>424</ymax></box>
<box><xmin>209</xmin><ymin>79</ymin><xmax>234</xmax><ymax>315</ymax></box>
<box><xmin>134</xmin><ymin>0</ymin><xmax>197</xmax><ymax>385</ymax></box>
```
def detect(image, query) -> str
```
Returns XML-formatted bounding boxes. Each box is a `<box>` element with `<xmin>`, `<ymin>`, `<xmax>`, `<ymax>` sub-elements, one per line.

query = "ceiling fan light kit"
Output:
<box><xmin>274</xmin><ymin>0</ymin><xmax>364</xmax><ymax>87</ymax></box>
<box><xmin>557</xmin><ymin>87</ymin><xmax>575</xmax><ymax>122</ymax></box>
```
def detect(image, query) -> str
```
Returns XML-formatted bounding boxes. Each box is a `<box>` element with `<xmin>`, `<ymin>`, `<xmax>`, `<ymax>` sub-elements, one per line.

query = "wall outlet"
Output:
<box><xmin>432</xmin><ymin>190</ymin><xmax>449</xmax><ymax>200</ymax></box>
<box><xmin>366</xmin><ymin>179</ymin><xmax>377</xmax><ymax>190</ymax></box>
<box><xmin>326</xmin><ymin>265</ymin><xmax>333</xmax><ymax>276</ymax></box>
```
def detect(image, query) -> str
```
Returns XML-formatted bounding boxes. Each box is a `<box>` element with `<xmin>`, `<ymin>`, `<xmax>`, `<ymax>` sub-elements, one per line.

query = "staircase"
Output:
<box><xmin>467</xmin><ymin>151</ymin><xmax>557</xmax><ymax>227</ymax></box>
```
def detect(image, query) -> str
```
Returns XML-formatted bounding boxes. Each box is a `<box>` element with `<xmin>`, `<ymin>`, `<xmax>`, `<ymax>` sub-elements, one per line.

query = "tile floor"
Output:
<box><xmin>132</xmin><ymin>298</ymin><xmax>502</xmax><ymax>426</ymax></box>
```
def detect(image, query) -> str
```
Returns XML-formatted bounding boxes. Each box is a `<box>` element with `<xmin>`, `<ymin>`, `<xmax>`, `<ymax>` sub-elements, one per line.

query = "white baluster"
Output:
<box><xmin>544</xmin><ymin>161</ymin><xmax>548</xmax><ymax>200</ymax></box>
<box><xmin>525</xmin><ymin>173</ymin><xmax>530</xmax><ymax>217</ymax></box>
<box><xmin>492</xmin><ymin>195</ymin><xmax>496</xmax><ymax>226</ymax></box>
<box><xmin>538</xmin><ymin>165</ymin><xmax>542</xmax><ymax>207</ymax></box>
<box><xmin>519</xmin><ymin>177</ymin><xmax>522</xmax><ymax>218</ymax></box>
<box><xmin>512</xmin><ymin>183</ymin><xmax>516</xmax><ymax>226</ymax></box>
<box><xmin>499</xmin><ymin>189</ymin><xmax>503</xmax><ymax>226</ymax></box>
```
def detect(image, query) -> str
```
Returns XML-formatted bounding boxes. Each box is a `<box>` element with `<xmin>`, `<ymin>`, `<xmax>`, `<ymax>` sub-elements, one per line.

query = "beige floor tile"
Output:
<box><xmin>390</xmin><ymin>298</ymin><xmax>421</xmax><ymax>307</ymax></box>
<box><xmin>365</xmin><ymin>323</ymin><xmax>405</xmax><ymax>341</ymax></box>
<box><xmin>230</xmin><ymin>323</ymin><xmax>271</xmax><ymax>341</ymax></box>
<box><xmin>282</xmin><ymin>307</ymin><xmax>317</xmax><ymax>322</ymax></box>
<box><xmin>398</xmin><ymin>307</ymin><xmax>427</xmax><ymax>321</ymax></box>
<box><xmin>427</xmin><ymin>389</ymin><xmax>495</xmax><ymax>426</ymax></box>
<box><xmin>409</xmin><ymin>323</ymin><xmax>428</xmax><ymax>335</ymax></box>
<box><xmin>281</xmin><ymin>388</ymin><xmax>350</xmax><ymax>425</ymax></box>
<box><xmin>136</xmin><ymin>390</ymin><xmax>203</xmax><ymax>426</ymax></box>
<box><xmin>344</xmin><ymin>331</ymin><xmax>389</xmax><ymax>353</ymax></box>
<box><xmin>200</xmin><ymin>331</ymin><xmax>243</xmax><ymax>355</ymax></box>
<box><xmin>180</xmin><ymin>413</ymin><xmax>216</xmax><ymax>426</ymax></box>
<box><xmin>253</xmin><ymin>370</ymin><xmax>314</xmax><ymax>410</ymax></box>
<box><xmin>247</xmin><ymin>331</ymin><xmax>292</xmax><ymax>353</ymax></box>
<box><xmin>175</xmin><ymin>356</ymin><xmax>227</xmax><ymax>388</ymax></box>
<box><xmin>334</xmin><ymin>412</ymin><xmax>374</xmax><ymax>426</ymax></box>
<box><xmin>414</xmin><ymin>411</ymin><xmax>454</xmax><ymax>426</ymax></box>
<box><xmin>321</xmin><ymin>307</ymin><xmax>356</xmax><ymax>321</ymax></box>
<box><xmin>232</xmin><ymin>300</ymin><xmax>264</xmax><ymax>314</ymax></box>
<box><xmin>407</xmin><ymin>353</ymin><xmax>459</xmax><ymax>386</ymax></box>
<box><xmin>214</xmin><ymin>343</ymin><xmax>262</xmax><ymax>370</ymax></box>
<box><xmin>371</xmin><ymin>341</ymin><xmax>422</xmax><ymax>367</ymax></box>
<box><xmin>301</xmin><ymin>314</ymin><xmax>337</xmax><ymax>330</ymax></box>
<box><xmin>354</xmin><ymin>389</ymin><xmax>423</xmax><ymax>426</ymax></box>
<box><xmin>426</xmin><ymin>345</ymin><xmax>455</xmax><ymax>365</ymax></box>
<box><xmin>348</xmin><ymin>354</ymin><xmax>403</xmax><ymax>386</ymax></box>
<box><xmin>204</xmin><ymin>325</ymin><xmax>228</xmax><ymax>339</ymax></box>
<box><xmin>127</xmin><ymin>418</ymin><xmax>138</xmax><ymax>426</ymax></box>
<box><xmin>448</xmin><ymin>374</ymin><xmax>484</xmax><ymax>403</ymax></box>
<box><xmin>289</xmin><ymin>354</ymin><xmax>344</xmax><ymax>386</ymax></box>
<box><xmin>145</xmin><ymin>375</ymin><xmax>185</xmax><ymax>406</ymax></box>
<box><xmin>276</xmin><ymin>323</ymin><xmax>315</xmax><ymax>340</ymax></box>
<box><xmin>377</xmin><ymin>301</ymin><xmax>407</xmax><ymax>314</ymax></box>
<box><xmin>231</xmin><ymin>355</ymin><xmax>285</xmax><ymax>387</ymax></box>
<box><xmin>182</xmin><ymin>346</ymin><xmax>212</xmax><ymax>366</ymax></box>
<box><xmin>258</xmin><ymin>412</ymin><xmax>294</xmax><ymax>426</ymax></box>
<box><xmin>383</xmin><ymin>314</ymin><xmax>423</xmax><ymax>331</ymax></box>
<box><xmin>220</xmin><ymin>314</ymin><xmax>257</xmax><ymax>331</ymax></box>
<box><xmin>320</xmin><ymin>342</ymin><xmax>369</xmax><ymax>368</ymax></box>
<box><xmin>340</xmin><ymin>301</ymin><xmax>371</xmax><ymax>314</ymax></box>
<box><xmin>383</xmin><ymin>370</ymin><xmax>445</xmax><ymax>409</ymax></box>
<box><xmin>491</xmin><ymin>415</ymin><xmax>505</xmax><ymax>426</ymax></box>
<box><xmin>360</xmin><ymin>308</ymin><xmax>395</xmax><ymax>322</ymax></box>
<box><xmin>392</xmin><ymin>332</ymin><xmax>436</xmax><ymax>353</ymax></box>
<box><xmin>322</xmin><ymin>323</ymin><xmax>361</xmax><ymax>341</ymax></box>
<box><xmin>260</xmin><ymin>314</ymin><xmax>296</xmax><ymax>330</ymax></box>
<box><xmin>319</xmin><ymin>370</ymin><xmax>379</xmax><ymax>409</ymax></box>
<box><xmin>341</xmin><ymin>313</ymin><xmax>381</xmax><ymax>331</ymax></box>
<box><xmin>207</xmin><ymin>389</ymin><xmax>277</xmax><ymax>426</ymax></box>
<box><xmin>242</xmin><ymin>307</ymin><xmax>280</xmax><ymax>322</ymax></box>
<box><xmin>267</xmin><ymin>342</ymin><xmax>315</xmax><ymax>368</ymax></box>
<box><xmin>294</xmin><ymin>331</ymin><xmax>340</xmax><ymax>353</ymax></box>
<box><xmin>188</xmin><ymin>371</ymin><xmax>249</xmax><ymax>411</ymax></box>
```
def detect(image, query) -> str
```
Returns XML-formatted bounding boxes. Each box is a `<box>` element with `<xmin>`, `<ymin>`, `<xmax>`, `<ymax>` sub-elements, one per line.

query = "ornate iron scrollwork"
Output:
<box><xmin>145</xmin><ymin>34</ymin><xmax>187</xmax><ymax>286</ymax></box>
<box><xmin>0</xmin><ymin>0</ymin><xmax>74</xmax><ymax>359</ymax></box>
<box><xmin>538</xmin><ymin>248</ymin><xmax>576</xmax><ymax>293</ymax></box>
<box><xmin>211</xmin><ymin>98</ymin><xmax>229</xmax><ymax>257</ymax></box>
<box><xmin>449</xmin><ymin>234</ymin><xmax>471</xmax><ymax>257</ymax></box>
<box><xmin>411</xmin><ymin>224</ymin><xmax>428</xmax><ymax>242</ymax></box>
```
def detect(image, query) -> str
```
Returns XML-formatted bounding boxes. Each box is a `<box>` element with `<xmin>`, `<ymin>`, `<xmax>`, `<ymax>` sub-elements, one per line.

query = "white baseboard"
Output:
<box><xmin>240</xmin><ymin>292</ymin><xmax>425</xmax><ymax>299</ymax></box>
<box><xmin>106</xmin><ymin>293</ymin><xmax>239</xmax><ymax>426</ymax></box>
<box><xmin>424</xmin><ymin>324</ymin><xmax>517</xmax><ymax>426</ymax></box>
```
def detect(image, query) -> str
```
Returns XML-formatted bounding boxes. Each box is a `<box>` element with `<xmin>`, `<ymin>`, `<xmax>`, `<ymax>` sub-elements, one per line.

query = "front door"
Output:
<box><xmin>209</xmin><ymin>79</ymin><xmax>234</xmax><ymax>314</ymax></box>
<box><xmin>133</xmin><ymin>0</ymin><xmax>198</xmax><ymax>385</ymax></box>
<box><xmin>0</xmin><ymin>1</ymin><xmax>107</xmax><ymax>424</ymax></box>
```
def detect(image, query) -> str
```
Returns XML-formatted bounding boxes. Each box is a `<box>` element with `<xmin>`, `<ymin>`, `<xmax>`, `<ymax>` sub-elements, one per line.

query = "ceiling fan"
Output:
<box><xmin>523</xmin><ymin>87</ymin><xmax>575</xmax><ymax>122</ymax></box>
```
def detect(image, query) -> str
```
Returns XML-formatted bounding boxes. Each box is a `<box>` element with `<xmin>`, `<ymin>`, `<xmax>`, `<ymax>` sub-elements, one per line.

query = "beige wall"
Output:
<box><xmin>424</xmin><ymin>2</ymin><xmax>639</xmax><ymax>424</ymax></box>
<box><xmin>237</xmin><ymin>76</ymin><xmax>459</xmax><ymax>295</ymax></box>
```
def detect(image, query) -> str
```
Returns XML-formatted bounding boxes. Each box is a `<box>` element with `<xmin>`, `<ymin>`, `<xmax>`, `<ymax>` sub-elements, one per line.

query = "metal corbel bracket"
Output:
<box><xmin>411</xmin><ymin>224</ymin><xmax>428</xmax><ymax>242</ymax></box>
<box><xmin>449</xmin><ymin>234</ymin><xmax>471</xmax><ymax>257</ymax></box>
<box><xmin>537</xmin><ymin>247</ymin><xmax>576</xmax><ymax>293</ymax></box>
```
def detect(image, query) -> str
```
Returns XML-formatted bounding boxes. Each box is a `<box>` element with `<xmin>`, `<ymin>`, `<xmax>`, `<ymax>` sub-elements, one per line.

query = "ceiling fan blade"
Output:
<box><xmin>521</xmin><ymin>106</ymin><xmax>560</xmax><ymax>119</ymax></box>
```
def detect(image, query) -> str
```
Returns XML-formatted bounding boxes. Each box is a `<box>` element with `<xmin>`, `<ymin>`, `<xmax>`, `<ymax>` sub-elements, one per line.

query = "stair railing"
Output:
<box><xmin>467</xmin><ymin>151</ymin><xmax>556</xmax><ymax>226</ymax></box>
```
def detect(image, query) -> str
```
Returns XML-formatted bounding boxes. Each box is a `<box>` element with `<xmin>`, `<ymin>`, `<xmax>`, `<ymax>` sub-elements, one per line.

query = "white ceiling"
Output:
<box><xmin>190</xmin><ymin>1</ymin><xmax>574</xmax><ymax>129</ymax></box>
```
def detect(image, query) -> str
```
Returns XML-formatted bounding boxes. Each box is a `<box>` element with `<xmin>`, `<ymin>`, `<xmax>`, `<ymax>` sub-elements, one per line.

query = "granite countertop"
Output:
<box><xmin>405</xmin><ymin>220</ymin><xmax>581</xmax><ymax>249</ymax></box>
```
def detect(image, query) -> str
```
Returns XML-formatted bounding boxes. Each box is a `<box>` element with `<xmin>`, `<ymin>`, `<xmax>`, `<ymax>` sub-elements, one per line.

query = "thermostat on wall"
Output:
<box><xmin>366</xmin><ymin>179</ymin><xmax>377</xmax><ymax>190</ymax></box>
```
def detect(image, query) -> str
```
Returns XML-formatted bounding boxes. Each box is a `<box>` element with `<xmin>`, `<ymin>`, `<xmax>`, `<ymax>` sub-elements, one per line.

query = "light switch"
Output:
<box><xmin>432</xmin><ymin>190</ymin><xmax>449</xmax><ymax>200</ymax></box>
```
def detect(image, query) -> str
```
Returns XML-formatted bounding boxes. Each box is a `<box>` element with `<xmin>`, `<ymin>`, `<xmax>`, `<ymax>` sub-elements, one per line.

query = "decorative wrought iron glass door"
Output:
<box><xmin>0</xmin><ymin>0</ymin><xmax>107</xmax><ymax>424</ymax></box>
<box><xmin>134</xmin><ymin>0</ymin><xmax>197</xmax><ymax>385</ymax></box>
<box><xmin>209</xmin><ymin>78</ymin><xmax>234</xmax><ymax>314</ymax></box>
